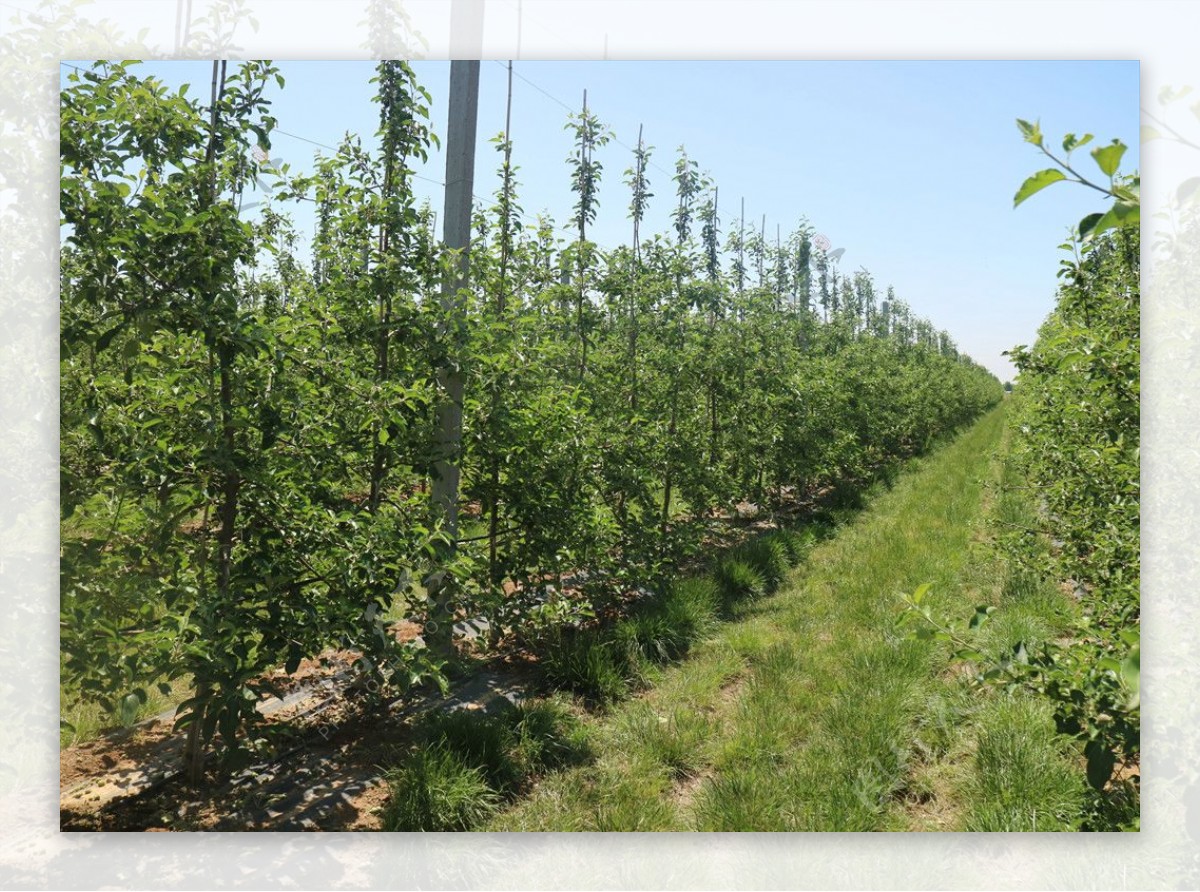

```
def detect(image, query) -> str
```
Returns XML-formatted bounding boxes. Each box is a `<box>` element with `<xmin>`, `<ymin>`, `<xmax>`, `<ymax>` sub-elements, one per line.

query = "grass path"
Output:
<box><xmin>485</xmin><ymin>403</ymin><xmax>1084</xmax><ymax>831</ymax></box>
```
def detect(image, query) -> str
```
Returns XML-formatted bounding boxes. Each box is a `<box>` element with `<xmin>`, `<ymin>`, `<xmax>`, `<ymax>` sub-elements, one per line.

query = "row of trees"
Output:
<box><xmin>60</xmin><ymin>60</ymin><xmax>1001</xmax><ymax>778</ymax></box>
<box><xmin>1004</xmin><ymin>123</ymin><xmax>1140</xmax><ymax>826</ymax></box>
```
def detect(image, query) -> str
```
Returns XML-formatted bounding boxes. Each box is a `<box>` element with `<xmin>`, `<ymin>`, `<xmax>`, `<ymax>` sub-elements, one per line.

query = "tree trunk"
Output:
<box><xmin>661</xmin><ymin>388</ymin><xmax>677</xmax><ymax>538</ymax></box>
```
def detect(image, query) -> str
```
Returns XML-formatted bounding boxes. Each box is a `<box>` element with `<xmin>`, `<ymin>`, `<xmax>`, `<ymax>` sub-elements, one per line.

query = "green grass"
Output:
<box><xmin>420</xmin><ymin>696</ymin><xmax>592</xmax><ymax>789</ymax></box>
<box><xmin>534</xmin><ymin>567</ymin><xmax>729</xmax><ymax>704</ymax></box>
<box><xmin>421</xmin><ymin>707</ymin><xmax>524</xmax><ymax>792</ymax></box>
<box><xmin>611</xmin><ymin>701</ymin><xmax>714</xmax><ymax>781</ymax></box>
<box><xmin>614</xmin><ymin>577</ymin><xmax>720</xmax><ymax>666</ymax></box>
<box><xmin>961</xmin><ymin>698</ymin><xmax>1084</xmax><ymax>831</ymax></box>
<box><xmin>912</xmin><ymin>445</ymin><xmax>1090</xmax><ymax>832</ymax></box>
<box><xmin>60</xmin><ymin>675</ymin><xmax>191</xmax><ymax>748</ymax></box>
<box><xmin>537</xmin><ymin>629</ymin><xmax>632</xmax><ymax>705</ymax></box>
<box><xmin>379</xmin><ymin>694</ymin><xmax>592</xmax><ymax>831</ymax></box>
<box><xmin>729</xmin><ymin>534</ymin><xmax>790</xmax><ymax>592</ymax></box>
<box><xmin>711</xmin><ymin>559</ymin><xmax>767</xmax><ymax>607</ymax></box>
<box><xmin>509</xmin><ymin>696</ymin><xmax>592</xmax><ymax>775</ymax></box>
<box><xmin>486</xmin><ymin>404</ymin><xmax>1087</xmax><ymax>831</ymax></box>
<box><xmin>380</xmin><ymin>745</ymin><xmax>501</xmax><ymax>831</ymax></box>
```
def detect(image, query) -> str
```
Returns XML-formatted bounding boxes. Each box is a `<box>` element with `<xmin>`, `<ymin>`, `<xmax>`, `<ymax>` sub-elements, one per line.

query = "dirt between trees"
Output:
<box><xmin>60</xmin><ymin>660</ymin><xmax>533</xmax><ymax>831</ymax></box>
<box><xmin>57</xmin><ymin>619</ymin><xmax>482</xmax><ymax>835</ymax></box>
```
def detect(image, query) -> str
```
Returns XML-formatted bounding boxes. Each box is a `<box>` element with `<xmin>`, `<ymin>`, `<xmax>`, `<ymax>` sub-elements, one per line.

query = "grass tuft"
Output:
<box><xmin>613</xmin><ymin>703</ymin><xmax>713</xmax><ymax>780</ymax></box>
<box><xmin>538</xmin><ymin>630</ymin><xmax>630</xmax><ymax>705</ymax></box>
<box><xmin>692</xmin><ymin>767</ymin><xmax>790</xmax><ymax>831</ymax></box>
<box><xmin>381</xmin><ymin>745</ymin><xmax>500</xmax><ymax>831</ymax></box>
<box><xmin>615</xmin><ymin>578</ymin><xmax>720</xmax><ymax>667</ymax></box>
<box><xmin>510</xmin><ymin>696</ymin><xmax>592</xmax><ymax>775</ymax></box>
<box><xmin>731</xmin><ymin>535</ymin><xmax>791</xmax><ymax>591</ymax></box>
<box><xmin>770</xmin><ymin>527</ymin><xmax>816</xmax><ymax>566</ymax></box>
<box><xmin>712</xmin><ymin>558</ymin><xmax>767</xmax><ymax>606</ymax></box>
<box><xmin>962</xmin><ymin>697</ymin><xmax>1084</xmax><ymax>831</ymax></box>
<box><xmin>423</xmin><ymin>706</ymin><xmax>520</xmax><ymax>791</ymax></box>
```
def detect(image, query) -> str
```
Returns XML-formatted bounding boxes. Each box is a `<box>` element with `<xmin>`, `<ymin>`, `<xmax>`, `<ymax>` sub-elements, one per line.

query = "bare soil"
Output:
<box><xmin>59</xmin><ymin>620</ymin><xmax>437</xmax><ymax>830</ymax></box>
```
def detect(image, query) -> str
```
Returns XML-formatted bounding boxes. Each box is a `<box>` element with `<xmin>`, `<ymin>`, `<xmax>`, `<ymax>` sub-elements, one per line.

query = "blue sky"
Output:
<box><xmin>63</xmin><ymin>59</ymin><xmax>1140</xmax><ymax>380</ymax></box>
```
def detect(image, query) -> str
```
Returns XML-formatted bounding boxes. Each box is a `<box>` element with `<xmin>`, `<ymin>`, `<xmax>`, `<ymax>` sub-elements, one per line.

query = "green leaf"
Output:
<box><xmin>94</xmin><ymin>323</ymin><xmax>127</xmax><ymax>353</ymax></box>
<box><xmin>1111</xmin><ymin>181</ymin><xmax>1139</xmax><ymax>203</ymax></box>
<box><xmin>952</xmin><ymin>649</ymin><xmax>986</xmax><ymax>663</ymax></box>
<box><xmin>1082</xmin><ymin>200</ymin><xmax>1139</xmax><ymax>240</ymax></box>
<box><xmin>1090</xmin><ymin>140</ymin><xmax>1127</xmax><ymax>178</ymax></box>
<box><xmin>1120</xmin><ymin>645</ymin><xmax>1140</xmax><ymax>710</ymax></box>
<box><xmin>910</xmin><ymin>583</ymin><xmax>931</xmax><ymax>606</ymax></box>
<box><xmin>1062</xmin><ymin>132</ymin><xmax>1092</xmax><ymax>154</ymax></box>
<box><xmin>968</xmin><ymin>605</ymin><xmax>995</xmax><ymax>629</ymax></box>
<box><xmin>1177</xmin><ymin>177</ymin><xmax>1200</xmax><ymax>204</ymax></box>
<box><xmin>1013</xmin><ymin>169</ymin><xmax>1066</xmax><ymax>207</ymax></box>
<box><xmin>119</xmin><ymin>692</ymin><xmax>141</xmax><ymax>725</ymax></box>
<box><xmin>1085</xmin><ymin>738</ymin><xmax>1116</xmax><ymax>790</ymax></box>
<box><xmin>1016</xmin><ymin>118</ymin><xmax>1043</xmax><ymax>146</ymax></box>
<box><xmin>218</xmin><ymin>706</ymin><xmax>238</xmax><ymax>743</ymax></box>
<box><xmin>1056</xmin><ymin>351</ymin><xmax>1088</xmax><ymax>370</ymax></box>
<box><xmin>1077</xmin><ymin>212</ymin><xmax>1105</xmax><ymax>240</ymax></box>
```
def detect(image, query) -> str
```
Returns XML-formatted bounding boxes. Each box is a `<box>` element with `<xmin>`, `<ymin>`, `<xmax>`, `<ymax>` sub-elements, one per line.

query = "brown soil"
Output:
<box><xmin>61</xmin><ymin>678</ymin><xmax>442</xmax><ymax>831</ymax></box>
<box><xmin>220</xmin><ymin>706</ymin><xmax>424</xmax><ymax>832</ymax></box>
<box><xmin>1112</xmin><ymin>759</ymin><xmax>1140</xmax><ymax>784</ymax></box>
<box><xmin>60</xmin><ymin>721</ymin><xmax>175</xmax><ymax>791</ymax></box>
<box><xmin>59</xmin><ymin>621</ymin><xmax>425</xmax><ymax>825</ymax></box>
<box><xmin>669</xmin><ymin>766</ymin><xmax>713</xmax><ymax>812</ymax></box>
<box><xmin>344</xmin><ymin>780</ymin><xmax>391</xmax><ymax>831</ymax></box>
<box><xmin>716</xmin><ymin>672</ymin><xmax>747</xmax><ymax>706</ymax></box>
<box><xmin>59</xmin><ymin>616</ymin><xmax>541</xmax><ymax>832</ymax></box>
